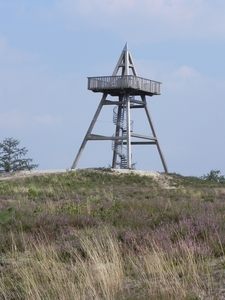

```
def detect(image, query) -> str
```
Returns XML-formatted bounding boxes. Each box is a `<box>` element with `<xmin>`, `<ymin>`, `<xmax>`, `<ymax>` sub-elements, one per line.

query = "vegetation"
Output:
<box><xmin>200</xmin><ymin>169</ymin><xmax>225</xmax><ymax>183</ymax></box>
<box><xmin>1</xmin><ymin>169</ymin><xmax>225</xmax><ymax>299</ymax></box>
<box><xmin>0</xmin><ymin>137</ymin><xmax>39</xmax><ymax>173</ymax></box>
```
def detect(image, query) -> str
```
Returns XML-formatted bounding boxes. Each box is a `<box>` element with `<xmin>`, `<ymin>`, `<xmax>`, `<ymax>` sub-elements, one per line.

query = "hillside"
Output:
<box><xmin>1</xmin><ymin>168</ymin><xmax>225</xmax><ymax>299</ymax></box>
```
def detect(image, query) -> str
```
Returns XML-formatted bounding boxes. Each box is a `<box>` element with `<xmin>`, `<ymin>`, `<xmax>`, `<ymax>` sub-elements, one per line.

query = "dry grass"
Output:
<box><xmin>0</xmin><ymin>230</ymin><xmax>123</xmax><ymax>300</ymax></box>
<box><xmin>1</xmin><ymin>169</ymin><xmax>225</xmax><ymax>299</ymax></box>
<box><xmin>0</xmin><ymin>229</ymin><xmax>218</xmax><ymax>300</ymax></box>
<box><xmin>3</xmin><ymin>231</ymin><xmax>224</xmax><ymax>300</ymax></box>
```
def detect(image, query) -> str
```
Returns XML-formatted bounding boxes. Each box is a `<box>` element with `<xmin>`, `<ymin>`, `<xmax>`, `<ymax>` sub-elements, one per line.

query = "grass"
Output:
<box><xmin>1</xmin><ymin>169</ymin><xmax>225</xmax><ymax>299</ymax></box>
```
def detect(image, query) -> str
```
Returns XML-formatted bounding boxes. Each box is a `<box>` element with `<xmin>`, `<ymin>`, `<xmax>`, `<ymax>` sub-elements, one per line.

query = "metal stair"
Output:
<box><xmin>112</xmin><ymin>99</ymin><xmax>135</xmax><ymax>169</ymax></box>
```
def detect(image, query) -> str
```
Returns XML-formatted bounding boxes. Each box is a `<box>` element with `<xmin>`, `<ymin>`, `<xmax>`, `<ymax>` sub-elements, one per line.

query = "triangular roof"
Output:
<box><xmin>112</xmin><ymin>43</ymin><xmax>138</xmax><ymax>76</ymax></box>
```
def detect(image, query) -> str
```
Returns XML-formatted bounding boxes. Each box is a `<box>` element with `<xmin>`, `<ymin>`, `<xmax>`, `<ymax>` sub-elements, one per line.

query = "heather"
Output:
<box><xmin>1</xmin><ymin>169</ymin><xmax>225</xmax><ymax>299</ymax></box>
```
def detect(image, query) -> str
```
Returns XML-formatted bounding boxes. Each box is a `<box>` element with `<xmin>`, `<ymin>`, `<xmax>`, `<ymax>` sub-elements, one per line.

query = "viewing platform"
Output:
<box><xmin>88</xmin><ymin>75</ymin><xmax>161</xmax><ymax>96</ymax></box>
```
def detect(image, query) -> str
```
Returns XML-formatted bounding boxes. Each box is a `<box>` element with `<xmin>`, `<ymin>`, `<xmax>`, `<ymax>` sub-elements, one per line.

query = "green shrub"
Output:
<box><xmin>200</xmin><ymin>169</ymin><xmax>225</xmax><ymax>183</ymax></box>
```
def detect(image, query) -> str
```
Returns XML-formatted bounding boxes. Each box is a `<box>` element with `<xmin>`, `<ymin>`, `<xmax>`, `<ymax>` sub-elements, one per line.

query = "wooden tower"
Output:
<box><xmin>71</xmin><ymin>43</ymin><xmax>168</xmax><ymax>172</ymax></box>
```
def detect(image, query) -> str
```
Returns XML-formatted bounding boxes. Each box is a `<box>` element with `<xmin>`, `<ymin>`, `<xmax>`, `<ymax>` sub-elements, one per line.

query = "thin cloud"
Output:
<box><xmin>0</xmin><ymin>111</ymin><xmax>61</xmax><ymax>128</ymax></box>
<box><xmin>54</xmin><ymin>0</ymin><xmax>225</xmax><ymax>41</ymax></box>
<box><xmin>0</xmin><ymin>34</ymin><xmax>41</xmax><ymax>64</ymax></box>
<box><xmin>34</xmin><ymin>114</ymin><xmax>61</xmax><ymax>125</ymax></box>
<box><xmin>173</xmin><ymin>66</ymin><xmax>199</xmax><ymax>80</ymax></box>
<box><xmin>0</xmin><ymin>111</ymin><xmax>28</xmax><ymax>128</ymax></box>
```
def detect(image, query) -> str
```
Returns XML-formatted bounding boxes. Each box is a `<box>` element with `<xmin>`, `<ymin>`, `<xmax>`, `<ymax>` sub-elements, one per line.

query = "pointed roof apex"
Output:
<box><xmin>112</xmin><ymin>43</ymin><xmax>137</xmax><ymax>76</ymax></box>
<box><xmin>123</xmin><ymin>42</ymin><xmax>128</xmax><ymax>51</ymax></box>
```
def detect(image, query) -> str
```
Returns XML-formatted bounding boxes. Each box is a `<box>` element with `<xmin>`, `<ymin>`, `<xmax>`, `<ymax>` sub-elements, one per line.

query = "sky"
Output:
<box><xmin>0</xmin><ymin>0</ymin><xmax>225</xmax><ymax>176</ymax></box>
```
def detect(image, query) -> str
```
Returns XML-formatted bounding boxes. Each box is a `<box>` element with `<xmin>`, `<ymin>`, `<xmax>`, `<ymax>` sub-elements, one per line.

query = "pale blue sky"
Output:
<box><xmin>1</xmin><ymin>0</ymin><xmax>225</xmax><ymax>176</ymax></box>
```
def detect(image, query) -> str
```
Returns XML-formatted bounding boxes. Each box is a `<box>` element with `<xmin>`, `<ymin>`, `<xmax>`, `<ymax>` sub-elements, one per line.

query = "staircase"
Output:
<box><xmin>112</xmin><ymin>99</ymin><xmax>135</xmax><ymax>169</ymax></box>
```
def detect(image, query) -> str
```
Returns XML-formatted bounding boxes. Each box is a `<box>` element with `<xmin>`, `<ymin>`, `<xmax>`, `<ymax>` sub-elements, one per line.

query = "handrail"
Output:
<box><xmin>87</xmin><ymin>75</ymin><xmax>161</xmax><ymax>95</ymax></box>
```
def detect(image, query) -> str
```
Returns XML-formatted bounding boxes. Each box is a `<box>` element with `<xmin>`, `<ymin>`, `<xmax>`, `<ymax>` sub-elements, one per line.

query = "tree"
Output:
<box><xmin>0</xmin><ymin>137</ymin><xmax>39</xmax><ymax>172</ymax></box>
<box><xmin>200</xmin><ymin>169</ymin><xmax>225</xmax><ymax>183</ymax></box>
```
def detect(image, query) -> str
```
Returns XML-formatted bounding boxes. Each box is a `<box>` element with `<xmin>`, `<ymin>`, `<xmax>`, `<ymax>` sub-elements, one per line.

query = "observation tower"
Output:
<box><xmin>71</xmin><ymin>43</ymin><xmax>168</xmax><ymax>172</ymax></box>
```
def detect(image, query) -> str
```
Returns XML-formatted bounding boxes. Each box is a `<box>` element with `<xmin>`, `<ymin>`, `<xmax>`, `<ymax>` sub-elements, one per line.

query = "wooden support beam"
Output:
<box><xmin>88</xmin><ymin>134</ymin><xmax>127</xmax><ymax>141</ymax></box>
<box><xmin>103</xmin><ymin>100</ymin><xmax>125</xmax><ymax>105</ymax></box>
<box><xmin>130</xmin><ymin>105</ymin><xmax>145</xmax><ymax>109</ymax></box>
<box><xmin>124</xmin><ymin>141</ymin><xmax>157</xmax><ymax>145</ymax></box>
<box><xmin>131</xmin><ymin>133</ymin><xmax>157</xmax><ymax>140</ymax></box>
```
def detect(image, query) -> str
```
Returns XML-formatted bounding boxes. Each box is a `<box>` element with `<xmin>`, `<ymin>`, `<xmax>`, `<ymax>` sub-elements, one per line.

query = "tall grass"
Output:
<box><xmin>1</xmin><ymin>169</ymin><xmax>225</xmax><ymax>299</ymax></box>
<box><xmin>0</xmin><ymin>229</ymin><xmax>221</xmax><ymax>300</ymax></box>
<box><xmin>0</xmin><ymin>229</ymin><xmax>123</xmax><ymax>300</ymax></box>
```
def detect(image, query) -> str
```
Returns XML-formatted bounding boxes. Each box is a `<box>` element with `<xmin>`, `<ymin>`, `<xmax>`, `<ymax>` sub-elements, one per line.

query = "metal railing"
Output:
<box><xmin>87</xmin><ymin>75</ymin><xmax>161</xmax><ymax>95</ymax></box>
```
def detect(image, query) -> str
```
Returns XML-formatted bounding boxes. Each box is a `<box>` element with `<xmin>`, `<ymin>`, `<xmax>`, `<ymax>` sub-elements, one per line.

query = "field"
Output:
<box><xmin>1</xmin><ymin>168</ymin><xmax>225</xmax><ymax>299</ymax></box>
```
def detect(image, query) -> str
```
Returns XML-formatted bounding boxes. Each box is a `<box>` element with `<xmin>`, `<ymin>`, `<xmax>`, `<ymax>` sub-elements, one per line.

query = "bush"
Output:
<box><xmin>200</xmin><ymin>170</ymin><xmax>225</xmax><ymax>183</ymax></box>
